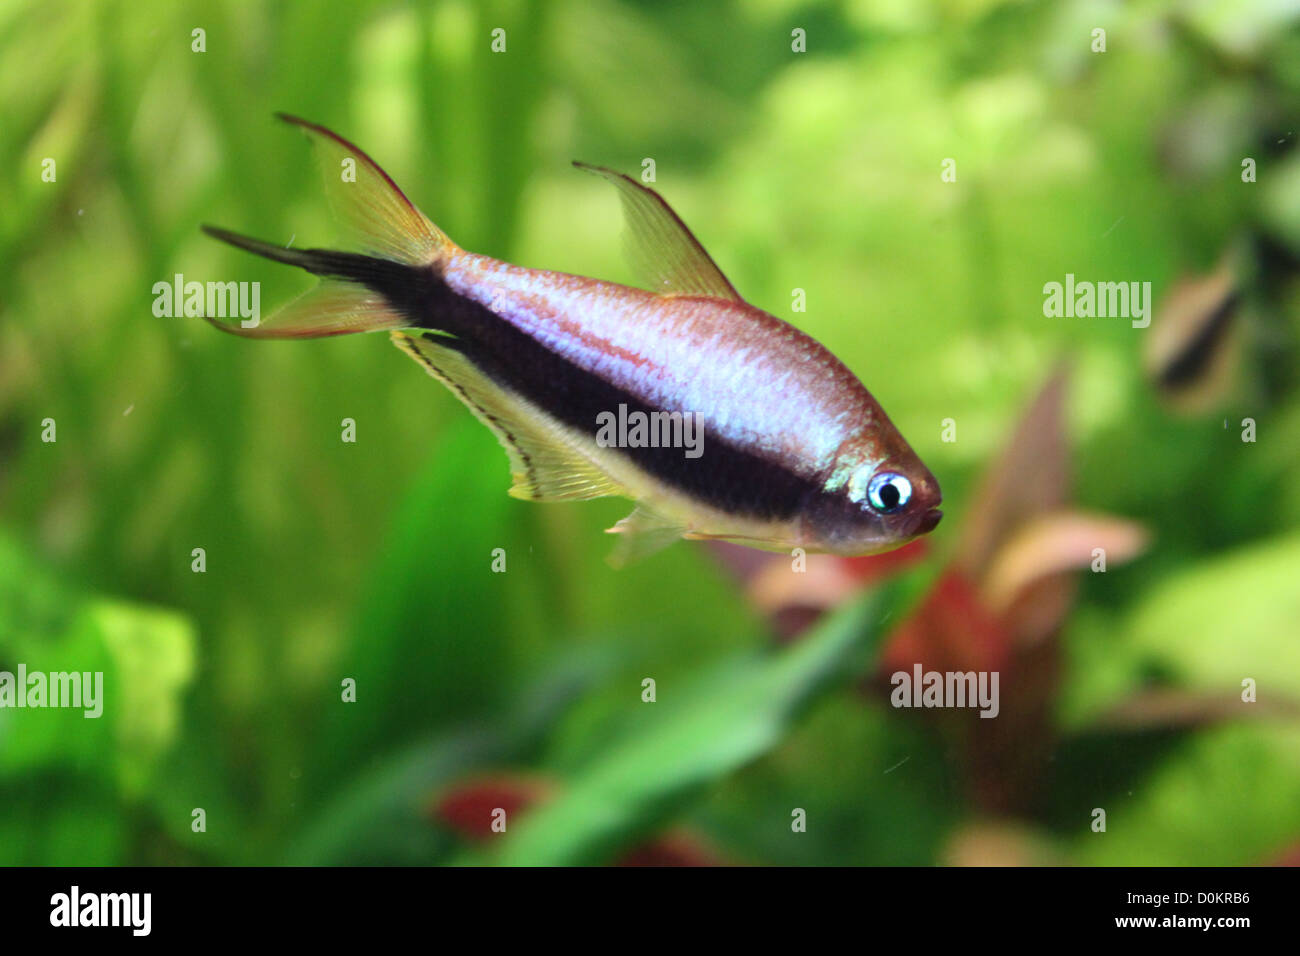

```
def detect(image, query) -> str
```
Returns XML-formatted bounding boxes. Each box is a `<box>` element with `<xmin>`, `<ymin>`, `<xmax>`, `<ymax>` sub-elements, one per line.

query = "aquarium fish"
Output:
<box><xmin>1143</xmin><ymin>254</ymin><xmax>1240</xmax><ymax>416</ymax></box>
<box><xmin>202</xmin><ymin>115</ymin><xmax>941</xmax><ymax>563</ymax></box>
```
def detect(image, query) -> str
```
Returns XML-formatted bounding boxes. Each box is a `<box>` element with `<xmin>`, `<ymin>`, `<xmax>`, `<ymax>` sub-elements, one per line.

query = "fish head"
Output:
<box><xmin>804</xmin><ymin>443</ymin><xmax>943</xmax><ymax>556</ymax></box>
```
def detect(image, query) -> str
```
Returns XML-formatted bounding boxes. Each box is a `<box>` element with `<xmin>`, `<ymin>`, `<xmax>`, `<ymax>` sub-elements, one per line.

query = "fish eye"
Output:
<box><xmin>866</xmin><ymin>472</ymin><xmax>912</xmax><ymax>513</ymax></box>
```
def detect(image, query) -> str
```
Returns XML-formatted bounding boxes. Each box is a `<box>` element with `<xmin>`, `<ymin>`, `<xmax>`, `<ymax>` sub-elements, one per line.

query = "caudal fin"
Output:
<box><xmin>201</xmin><ymin>114</ymin><xmax>453</xmax><ymax>338</ymax></box>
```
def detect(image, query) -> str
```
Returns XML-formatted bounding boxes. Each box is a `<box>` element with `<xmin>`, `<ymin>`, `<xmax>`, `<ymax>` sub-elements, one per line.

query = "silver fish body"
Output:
<box><xmin>202</xmin><ymin>116</ymin><xmax>941</xmax><ymax>562</ymax></box>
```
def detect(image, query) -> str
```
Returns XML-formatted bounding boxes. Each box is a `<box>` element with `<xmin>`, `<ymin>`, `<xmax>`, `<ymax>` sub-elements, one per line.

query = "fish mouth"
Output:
<box><xmin>907</xmin><ymin>507</ymin><xmax>943</xmax><ymax>537</ymax></box>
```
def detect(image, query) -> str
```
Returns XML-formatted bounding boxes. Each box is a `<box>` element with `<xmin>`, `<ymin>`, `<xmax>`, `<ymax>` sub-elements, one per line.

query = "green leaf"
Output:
<box><xmin>89</xmin><ymin>599</ymin><xmax>196</xmax><ymax>795</ymax></box>
<box><xmin>0</xmin><ymin>534</ymin><xmax>196</xmax><ymax>862</ymax></box>
<box><xmin>1126</xmin><ymin>532</ymin><xmax>1300</xmax><ymax>698</ymax></box>
<box><xmin>305</xmin><ymin>424</ymin><xmax>535</xmax><ymax>785</ymax></box>
<box><xmin>287</xmin><ymin>650</ymin><xmax>611</xmax><ymax>865</ymax></box>
<box><xmin>0</xmin><ymin>536</ymin><xmax>196</xmax><ymax>791</ymax></box>
<box><xmin>464</xmin><ymin>576</ymin><xmax>922</xmax><ymax>866</ymax></box>
<box><xmin>1071</xmin><ymin>723</ymin><xmax>1300</xmax><ymax>865</ymax></box>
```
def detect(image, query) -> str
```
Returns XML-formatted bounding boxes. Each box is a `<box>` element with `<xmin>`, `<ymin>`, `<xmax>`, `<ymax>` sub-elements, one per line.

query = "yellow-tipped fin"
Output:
<box><xmin>392</xmin><ymin>331</ymin><xmax>627</xmax><ymax>501</ymax></box>
<box><xmin>574</xmin><ymin>162</ymin><xmax>742</xmax><ymax>302</ymax></box>
<box><xmin>204</xmin><ymin>278</ymin><xmax>408</xmax><ymax>339</ymax></box>
<box><xmin>276</xmin><ymin>113</ymin><xmax>452</xmax><ymax>265</ymax></box>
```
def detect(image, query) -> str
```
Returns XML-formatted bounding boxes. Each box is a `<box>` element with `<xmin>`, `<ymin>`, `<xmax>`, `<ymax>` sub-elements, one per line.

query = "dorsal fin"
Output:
<box><xmin>573</xmin><ymin>162</ymin><xmax>743</xmax><ymax>302</ymax></box>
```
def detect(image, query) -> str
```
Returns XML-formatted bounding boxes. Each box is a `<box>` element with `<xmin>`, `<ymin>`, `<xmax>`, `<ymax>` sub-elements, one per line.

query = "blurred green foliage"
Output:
<box><xmin>0</xmin><ymin>0</ymin><xmax>1297</xmax><ymax>865</ymax></box>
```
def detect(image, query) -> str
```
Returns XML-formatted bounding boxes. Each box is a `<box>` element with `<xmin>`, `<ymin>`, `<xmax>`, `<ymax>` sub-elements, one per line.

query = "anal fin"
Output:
<box><xmin>392</xmin><ymin>331</ymin><xmax>625</xmax><ymax>502</ymax></box>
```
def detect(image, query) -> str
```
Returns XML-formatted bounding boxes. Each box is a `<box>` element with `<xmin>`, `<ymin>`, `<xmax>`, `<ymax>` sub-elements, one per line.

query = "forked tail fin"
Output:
<box><xmin>201</xmin><ymin>114</ymin><xmax>454</xmax><ymax>338</ymax></box>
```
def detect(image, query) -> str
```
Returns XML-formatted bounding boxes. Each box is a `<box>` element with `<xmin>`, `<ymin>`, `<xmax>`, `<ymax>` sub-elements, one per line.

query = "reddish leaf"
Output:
<box><xmin>432</xmin><ymin>774</ymin><xmax>555</xmax><ymax>841</ymax></box>
<box><xmin>956</xmin><ymin>362</ymin><xmax>1071</xmax><ymax>580</ymax></box>
<box><xmin>617</xmin><ymin>830</ymin><xmax>728</xmax><ymax>867</ymax></box>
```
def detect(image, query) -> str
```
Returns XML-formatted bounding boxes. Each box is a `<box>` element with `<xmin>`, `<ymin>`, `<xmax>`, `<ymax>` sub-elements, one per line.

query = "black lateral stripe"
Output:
<box><xmin>394</xmin><ymin>281</ymin><xmax>821</xmax><ymax>521</ymax></box>
<box><xmin>296</xmin><ymin>248</ymin><xmax>441</xmax><ymax>319</ymax></box>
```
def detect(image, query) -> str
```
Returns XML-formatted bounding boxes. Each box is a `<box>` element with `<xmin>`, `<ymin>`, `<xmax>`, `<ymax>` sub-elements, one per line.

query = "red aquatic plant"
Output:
<box><xmin>716</xmin><ymin>364</ymin><xmax>1148</xmax><ymax>814</ymax></box>
<box><xmin>866</xmin><ymin>364</ymin><xmax>1147</xmax><ymax>814</ymax></box>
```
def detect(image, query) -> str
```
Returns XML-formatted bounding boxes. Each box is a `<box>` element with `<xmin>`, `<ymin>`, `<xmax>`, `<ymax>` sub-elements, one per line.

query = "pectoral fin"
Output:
<box><xmin>605</xmin><ymin>506</ymin><xmax>686</xmax><ymax>567</ymax></box>
<box><xmin>393</xmin><ymin>331</ymin><xmax>626</xmax><ymax>502</ymax></box>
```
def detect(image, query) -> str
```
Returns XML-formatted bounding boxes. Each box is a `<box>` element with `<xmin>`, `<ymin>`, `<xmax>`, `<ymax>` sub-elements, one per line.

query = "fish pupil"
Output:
<box><xmin>866</xmin><ymin>472</ymin><xmax>912</xmax><ymax>513</ymax></box>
